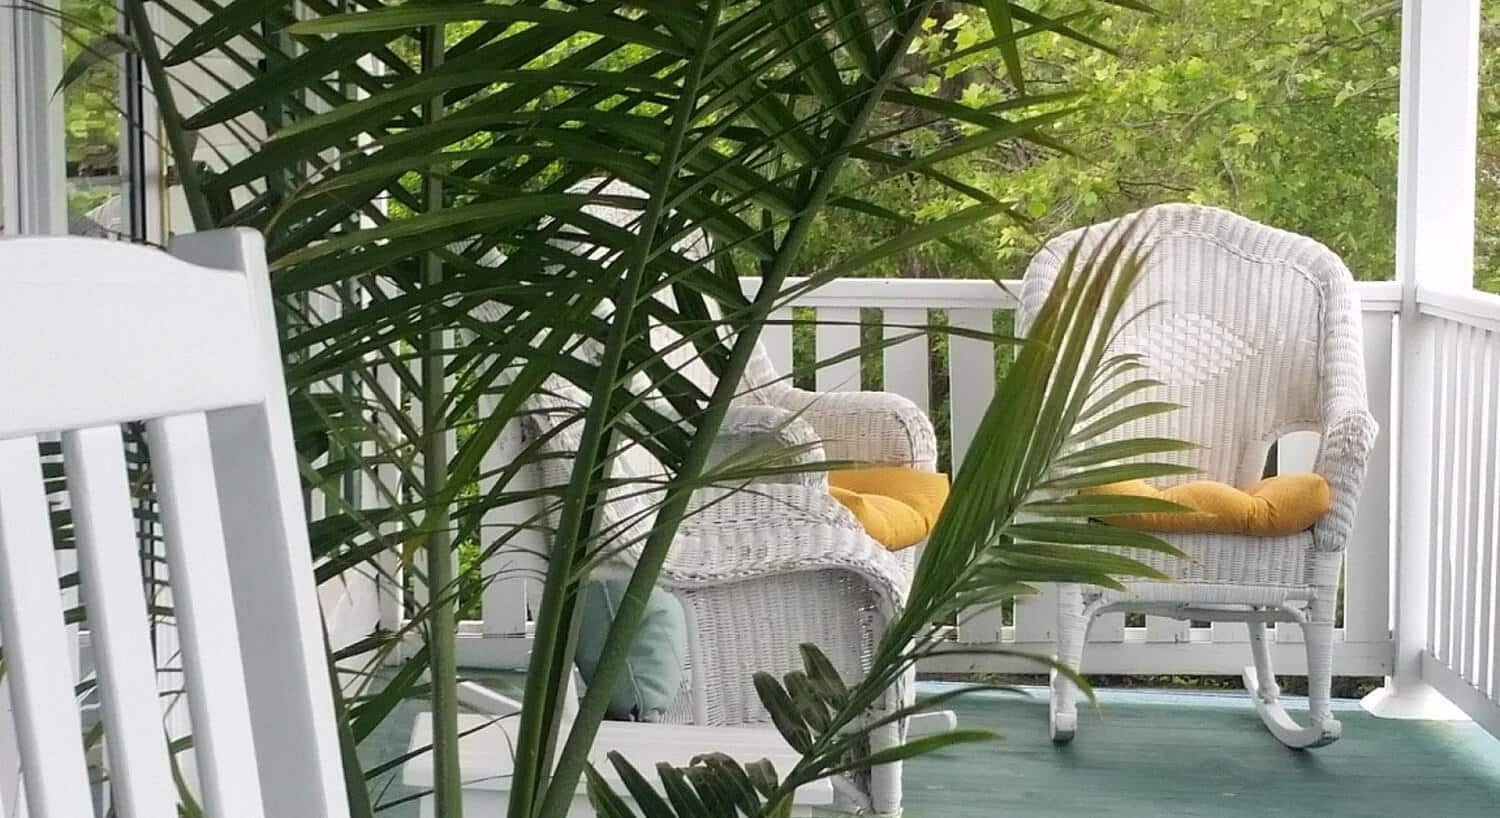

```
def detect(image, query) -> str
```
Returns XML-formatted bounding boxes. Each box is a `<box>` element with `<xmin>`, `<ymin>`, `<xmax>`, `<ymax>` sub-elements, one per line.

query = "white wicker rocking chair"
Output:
<box><xmin>514</xmin><ymin>330</ymin><xmax>934</xmax><ymax>817</ymax></box>
<box><xmin>1021</xmin><ymin>204</ymin><xmax>1378</xmax><ymax>750</ymax></box>
<box><xmin>479</xmin><ymin>181</ymin><xmax>943</xmax><ymax>816</ymax></box>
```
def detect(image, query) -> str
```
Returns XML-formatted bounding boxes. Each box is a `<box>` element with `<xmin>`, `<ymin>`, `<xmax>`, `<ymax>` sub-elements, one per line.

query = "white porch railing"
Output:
<box><xmin>777</xmin><ymin>278</ymin><xmax>1402</xmax><ymax>679</ymax></box>
<box><xmin>396</xmin><ymin>275</ymin><xmax>1500</xmax><ymax>740</ymax></box>
<box><xmin>458</xmin><ymin>278</ymin><xmax>1406</xmax><ymax>679</ymax></box>
<box><xmin>1408</xmin><ymin>288</ymin><xmax>1500</xmax><ymax>736</ymax></box>
<box><xmin>329</xmin><ymin>0</ymin><xmax>1500</xmax><ymax>742</ymax></box>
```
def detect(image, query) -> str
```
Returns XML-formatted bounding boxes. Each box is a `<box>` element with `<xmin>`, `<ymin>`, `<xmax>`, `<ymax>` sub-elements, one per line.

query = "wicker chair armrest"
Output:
<box><xmin>1312</xmin><ymin>404</ymin><xmax>1378</xmax><ymax>552</ymax></box>
<box><xmin>710</xmin><ymin>405</ymin><xmax>827</xmax><ymax>489</ymax></box>
<box><xmin>664</xmin><ymin>485</ymin><xmax>911</xmax><ymax>606</ymax></box>
<box><xmin>770</xmin><ymin>388</ymin><xmax>938</xmax><ymax>469</ymax></box>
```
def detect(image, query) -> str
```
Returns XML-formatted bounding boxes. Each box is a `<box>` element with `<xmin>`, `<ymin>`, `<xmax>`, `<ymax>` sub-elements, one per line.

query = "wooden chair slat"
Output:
<box><xmin>0</xmin><ymin>436</ymin><xmax>94</xmax><ymax>818</ymax></box>
<box><xmin>63</xmin><ymin>425</ymin><xmax>179</xmax><ymax>818</ymax></box>
<box><xmin>175</xmin><ymin>230</ymin><xmax>351</xmax><ymax>818</ymax></box>
<box><xmin>148</xmin><ymin>413</ymin><xmax>268</xmax><ymax>818</ymax></box>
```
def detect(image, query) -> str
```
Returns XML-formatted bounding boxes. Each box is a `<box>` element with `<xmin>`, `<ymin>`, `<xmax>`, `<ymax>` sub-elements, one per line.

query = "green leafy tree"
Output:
<box><xmin>60</xmin><ymin>0</ymin><xmax>125</xmax><ymax>217</ymax></box>
<box><xmin>1473</xmin><ymin>0</ymin><xmax>1500</xmax><ymax>293</ymax></box>
<box><xmin>802</xmin><ymin>0</ymin><xmax>1404</xmax><ymax>283</ymax></box>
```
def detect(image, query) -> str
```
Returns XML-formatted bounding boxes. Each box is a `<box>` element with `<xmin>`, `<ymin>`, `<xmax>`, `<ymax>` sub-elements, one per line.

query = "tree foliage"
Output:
<box><xmin>801</xmin><ymin>0</ymin><xmax>1408</xmax><ymax>285</ymax></box>
<box><xmin>1475</xmin><ymin>2</ymin><xmax>1500</xmax><ymax>293</ymax></box>
<box><xmin>60</xmin><ymin>0</ymin><xmax>127</xmax><ymax>218</ymax></box>
<box><xmin>68</xmin><ymin>0</ymin><xmax>1500</xmax><ymax>289</ymax></box>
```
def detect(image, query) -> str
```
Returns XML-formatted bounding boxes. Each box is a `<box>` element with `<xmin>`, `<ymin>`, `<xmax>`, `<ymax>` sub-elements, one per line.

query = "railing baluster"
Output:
<box><xmin>1449</xmin><ymin>325</ymin><xmax>1476</xmax><ymax>669</ymax></box>
<box><xmin>409</xmin><ymin>349</ymin><xmax>431</xmax><ymax>615</ymax></box>
<box><xmin>479</xmin><ymin>406</ymin><xmax>533</xmax><ymax>639</ymax></box>
<box><xmin>949</xmin><ymin>307</ymin><xmax>1002</xmax><ymax>644</ymax></box>
<box><xmin>375</xmin><ymin>326</ymin><xmax>405</xmax><ymax>635</ymax></box>
<box><xmin>881</xmin><ymin>308</ymin><xmax>929</xmax><ymax>413</ymax></box>
<box><xmin>1431</xmin><ymin>321</ymin><xmax>1457</xmax><ymax>661</ymax></box>
<box><xmin>815</xmin><ymin>307</ymin><xmax>862</xmax><ymax>392</ymax></box>
<box><xmin>1468</xmin><ymin>325</ymin><xmax>1486</xmax><ymax>675</ymax></box>
<box><xmin>1474</xmin><ymin>330</ymin><xmax>1498</xmax><ymax>694</ymax></box>
<box><xmin>947</xmin><ymin>309</ymin><xmax>994</xmax><ymax>469</ymax></box>
<box><xmin>1458</xmin><ymin>325</ymin><xmax>1483</xmax><ymax>680</ymax></box>
<box><xmin>305</xmin><ymin>287</ymin><xmax>341</xmax><ymax>524</ymax></box>
<box><xmin>761</xmin><ymin>307</ymin><xmax>794</xmax><ymax>375</ymax></box>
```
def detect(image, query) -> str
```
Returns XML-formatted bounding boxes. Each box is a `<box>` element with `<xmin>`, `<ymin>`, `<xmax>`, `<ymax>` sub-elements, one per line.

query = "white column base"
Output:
<box><xmin>1360</xmin><ymin>682</ymin><xmax>1470</xmax><ymax>721</ymax></box>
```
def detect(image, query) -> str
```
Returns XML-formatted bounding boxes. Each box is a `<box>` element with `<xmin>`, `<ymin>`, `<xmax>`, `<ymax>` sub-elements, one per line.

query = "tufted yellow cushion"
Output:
<box><xmin>828</xmin><ymin>467</ymin><xmax>950</xmax><ymax>551</ymax></box>
<box><xmin>1082</xmin><ymin>473</ymin><xmax>1332</xmax><ymax>536</ymax></box>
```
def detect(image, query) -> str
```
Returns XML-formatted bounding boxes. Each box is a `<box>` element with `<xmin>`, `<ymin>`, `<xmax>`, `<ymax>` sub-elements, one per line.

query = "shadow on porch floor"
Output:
<box><xmin>361</xmin><ymin>679</ymin><xmax>1500</xmax><ymax>817</ymax></box>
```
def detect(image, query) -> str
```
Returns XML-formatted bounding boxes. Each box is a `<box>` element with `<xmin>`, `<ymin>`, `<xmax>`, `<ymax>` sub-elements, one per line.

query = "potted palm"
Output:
<box><xmin>46</xmin><ymin>1</ymin><xmax>1181</xmax><ymax>814</ymax></box>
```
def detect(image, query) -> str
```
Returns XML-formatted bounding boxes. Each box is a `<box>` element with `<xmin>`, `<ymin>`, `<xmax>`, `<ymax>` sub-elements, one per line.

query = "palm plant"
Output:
<box><xmin>43</xmin><ymin>0</ymin><xmax>1185</xmax><ymax>815</ymax></box>
<box><xmin>585</xmin><ymin>219</ymin><xmax>1187</xmax><ymax>818</ymax></box>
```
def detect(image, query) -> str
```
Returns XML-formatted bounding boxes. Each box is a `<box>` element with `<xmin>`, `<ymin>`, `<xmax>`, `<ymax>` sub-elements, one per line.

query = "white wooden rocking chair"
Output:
<box><xmin>0</xmin><ymin>231</ymin><xmax>350</xmax><ymax>817</ymax></box>
<box><xmin>1021</xmin><ymin>205</ymin><xmax>1378</xmax><ymax>749</ymax></box>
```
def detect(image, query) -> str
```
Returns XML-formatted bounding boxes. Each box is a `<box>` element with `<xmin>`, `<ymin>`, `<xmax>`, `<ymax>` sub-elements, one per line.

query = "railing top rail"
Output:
<box><xmin>1417</xmin><ymin>285</ymin><xmax>1500</xmax><ymax>333</ymax></box>
<box><xmin>742</xmin><ymin>277</ymin><xmax>1404</xmax><ymax>313</ymax></box>
<box><xmin>1357</xmin><ymin>280</ymin><xmax>1403</xmax><ymax>312</ymax></box>
<box><xmin>740</xmin><ymin>277</ymin><xmax>1020</xmax><ymax>311</ymax></box>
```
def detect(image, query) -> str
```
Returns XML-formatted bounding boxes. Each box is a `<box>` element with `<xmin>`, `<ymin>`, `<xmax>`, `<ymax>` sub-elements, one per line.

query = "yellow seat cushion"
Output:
<box><xmin>828</xmin><ymin>467</ymin><xmax>950</xmax><ymax>551</ymax></box>
<box><xmin>1081</xmin><ymin>473</ymin><xmax>1332</xmax><ymax>536</ymax></box>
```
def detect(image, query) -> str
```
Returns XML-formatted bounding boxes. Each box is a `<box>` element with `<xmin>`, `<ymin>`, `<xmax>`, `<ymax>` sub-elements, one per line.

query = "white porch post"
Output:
<box><xmin>3</xmin><ymin>4</ymin><xmax>80</xmax><ymax>814</ymax></box>
<box><xmin>0</xmin><ymin>6</ymin><xmax>68</xmax><ymax>814</ymax></box>
<box><xmin>0</xmin><ymin>1</ymin><xmax>67</xmax><ymax>235</ymax></box>
<box><xmin>1362</xmin><ymin>0</ymin><xmax>1478</xmax><ymax>719</ymax></box>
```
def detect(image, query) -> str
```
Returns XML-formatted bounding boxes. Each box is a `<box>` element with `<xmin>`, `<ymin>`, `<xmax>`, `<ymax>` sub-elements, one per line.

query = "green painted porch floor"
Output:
<box><xmin>363</xmin><ymin>679</ymin><xmax>1500</xmax><ymax>817</ymax></box>
<box><xmin>907</xmin><ymin>684</ymin><xmax>1500</xmax><ymax>817</ymax></box>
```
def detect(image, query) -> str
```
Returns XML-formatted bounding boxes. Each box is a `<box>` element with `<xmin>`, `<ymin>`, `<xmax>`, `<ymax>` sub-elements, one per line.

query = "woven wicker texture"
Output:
<box><xmin>1021</xmin><ymin>203</ymin><xmax>1377</xmax><ymax>565</ymax></box>
<box><xmin>1019</xmin><ymin>204</ymin><xmax>1378</xmax><ymax>748</ymax></box>
<box><xmin>513</xmin><ymin>179</ymin><xmax>938</xmax><ymax>815</ymax></box>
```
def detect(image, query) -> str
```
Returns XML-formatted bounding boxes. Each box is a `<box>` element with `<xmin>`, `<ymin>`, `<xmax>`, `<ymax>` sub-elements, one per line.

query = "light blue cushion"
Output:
<box><xmin>574</xmin><ymin>578</ymin><xmax>687</xmax><ymax>722</ymax></box>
